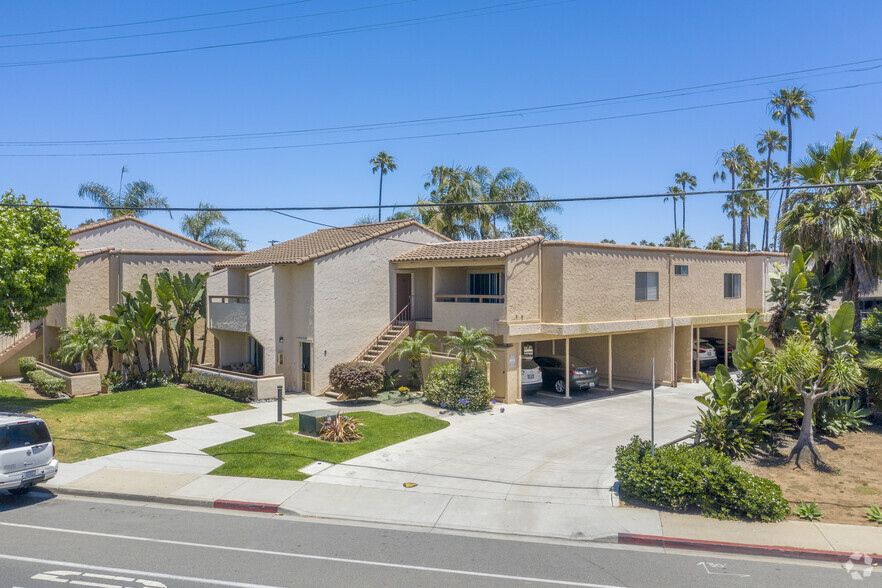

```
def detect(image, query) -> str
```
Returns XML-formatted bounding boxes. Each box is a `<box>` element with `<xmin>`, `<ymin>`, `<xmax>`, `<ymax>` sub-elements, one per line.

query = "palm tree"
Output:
<box><xmin>756</xmin><ymin>129</ymin><xmax>788</xmax><ymax>250</ymax></box>
<box><xmin>391</xmin><ymin>331</ymin><xmax>436</xmax><ymax>389</ymax></box>
<box><xmin>416</xmin><ymin>165</ymin><xmax>482</xmax><ymax>240</ymax></box>
<box><xmin>778</xmin><ymin>130</ymin><xmax>882</xmax><ymax>330</ymax></box>
<box><xmin>370</xmin><ymin>152</ymin><xmax>397</xmax><ymax>222</ymax></box>
<box><xmin>705</xmin><ymin>235</ymin><xmax>726</xmax><ymax>250</ymax></box>
<box><xmin>55</xmin><ymin>313</ymin><xmax>105</xmax><ymax>372</ymax></box>
<box><xmin>713</xmin><ymin>144</ymin><xmax>751</xmax><ymax>250</ymax></box>
<box><xmin>78</xmin><ymin>166</ymin><xmax>171</xmax><ymax>219</ymax></box>
<box><xmin>662</xmin><ymin>230</ymin><xmax>694</xmax><ymax>248</ymax></box>
<box><xmin>474</xmin><ymin>166</ymin><xmax>561</xmax><ymax>239</ymax></box>
<box><xmin>769</xmin><ymin>87</ymin><xmax>815</xmax><ymax>247</ymax></box>
<box><xmin>663</xmin><ymin>186</ymin><xmax>680</xmax><ymax>234</ymax></box>
<box><xmin>180</xmin><ymin>203</ymin><xmax>246</xmax><ymax>251</ymax></box>
<box><xmin>674</xmin><ymin>171</ymin><xmax>697</xmax><ymax>234</ymax></box>
<box><xmin>445</xmin><ymin>326</ymin><xmax>497</xmax><ymax>381</ymax></box>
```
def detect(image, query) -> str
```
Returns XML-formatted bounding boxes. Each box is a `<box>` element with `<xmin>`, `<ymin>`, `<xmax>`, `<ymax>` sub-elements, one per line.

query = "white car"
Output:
<box><xmin>693</xmin><ymin>342</ymin><xmax>717</xmax><ymax>366</ymax></box>
<box><xmin>521</xmin><ymin>358</ymin><xmax>543</xmax><ymax>394</ymax></box>
<box><xmin>0</xmin><ymin>413</ymin><xmax>59</xmax><ymax>495</ymax></box>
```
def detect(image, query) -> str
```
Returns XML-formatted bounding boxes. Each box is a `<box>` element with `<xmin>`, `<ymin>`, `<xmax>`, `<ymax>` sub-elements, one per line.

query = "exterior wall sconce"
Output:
<box><xmin>279</xmin><ymin>336</ymin><xmax>284</xmax><ymax>344</ymax></box>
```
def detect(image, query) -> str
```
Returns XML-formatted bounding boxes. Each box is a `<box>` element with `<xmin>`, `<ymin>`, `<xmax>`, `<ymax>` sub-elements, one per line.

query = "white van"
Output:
<box><xmin>0</xmin><ymin>413</ymin><xmax>59</xmax><ymax>495</ymax></box>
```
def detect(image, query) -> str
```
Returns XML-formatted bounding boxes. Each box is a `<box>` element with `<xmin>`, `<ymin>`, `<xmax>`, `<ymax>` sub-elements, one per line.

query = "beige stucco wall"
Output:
<box><xmin>247</xmin><ymin>266</ymin><xmax>277</xmax><ymax>375</ymax></box>
<box><xmin>0</xmin><ymin>337</ymin><xmax>43</xmax><ymax>378</ymax></box>
<box><xmin>45</xmin><ymin>253</ymin><xmax>111</xmax><ymax>329</ymax></box>
<box><xmin>311</xmin><ymin>225</ymin><xmax>445</xmax><ymax>394</ymax></box>
<box><xmin>36</xmin><ymin>361</ymin><xmax>101</xmax><ymax>396</ymax></box>
<box><xmin>506</xmin><ymin>244</ymin><xmax>541</xmax><ymax>322</ymax></box>
<box><xmin>273</xmin><ymin>263</ymin><xmax>314</xmax><ymax>392</ymax></box>
<box><xmin>73</xmin><ymin>220</ymin><xmax>213</xmax><ymax>252</ymax></box>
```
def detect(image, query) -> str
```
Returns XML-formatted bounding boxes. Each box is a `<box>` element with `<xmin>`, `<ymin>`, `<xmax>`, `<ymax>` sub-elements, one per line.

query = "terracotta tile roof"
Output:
<box><xmin>70</xmin><ymin>215</ymin><xmax>219</xmax><ymax>251</ymax></box>
<box><xmin>391</xmin><ymin>236</ymin><xmax>543</xmax><ymax>262</ymax></box>
<box><xmin>215</xmin><ymin>220</ymin><xmax>448</xmax><ymax>269</ymax></box>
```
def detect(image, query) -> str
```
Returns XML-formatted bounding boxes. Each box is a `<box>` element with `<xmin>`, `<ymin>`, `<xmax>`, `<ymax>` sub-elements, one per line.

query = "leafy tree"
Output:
<box><xmin>769</xmin><ymin>87</ymin><xmax>815</xmax><ymax>216</ymax></box>
<box><xmin>757</xmin><ymin>129</ymin><xmax>787</xmax><ymax>249</ymax></box>
<box><xmin>78</xmin><ymin>166</ymin><xmax>170</xmax><ymax>219</ymax></box>
<box><xmin>662</xmin><ymin>230</ymin><xmax>694</xmax><ymax>248</ymax></box>
<box><xmin>370</xmin><ymin>151</ymin><xmax>397</xmax><ymax>223</ymax></box>
<box><xmin>600</xmin><ymin>238</ymin><xmax>616</xmax><ymax>244</ymax></box>
<box><xmin>445</xmin><ymin>326</ymin><xmax>497</xmax><ymax>381</ymax></box>
<box><xmin>674</xmin><ymin>171</ymin><xmax>697</xmax><ymax>234</ymax></box>
<box><xmin>713</xmin><ymin>144</ymin><xmax>752</xmax><ymax>250</ymax></box>
<box><xmin>55</xmin><ymin>313</ymin><xmax>105</xmax><ymax>372</ymax></box>
<box><xmin>778</xmin><ymin>130</ymin><xmax>882</xmax><ymax>329</ymax></box>
<box><xmin>858</xmin><ymin>309</ymin><xmax>882</xmax><ymax>409</ymax></box>
<box><xmin>391</xmin><ymin>331</ymin><xmax>436</xmax><ymax>389</ymax></box>
<box><xmin>0</xmin><ymin>192</ymin><xmax>79</xmax><ymax>337</ymax></box>
<box><xmin>155</xmin><ymin>270</ymin><xmax>209</xmax><ymax>381</ymax></box>
<box><xmin>180</xmin><ymin>203</ymin><xmax>246</xmax><ymax>251</ymax></box>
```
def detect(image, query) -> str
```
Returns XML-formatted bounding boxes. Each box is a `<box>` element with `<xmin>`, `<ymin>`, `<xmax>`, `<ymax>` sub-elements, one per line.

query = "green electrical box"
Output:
<box><xmin>299</xmin><ymin>410</ymin><xmax>337</xmax><ymax>437</ymax></box>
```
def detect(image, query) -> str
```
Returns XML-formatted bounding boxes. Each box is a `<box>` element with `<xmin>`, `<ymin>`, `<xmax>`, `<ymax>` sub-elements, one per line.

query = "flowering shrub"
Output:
<box><xmin>398</xmin><ymin>385</ymin><xmax>410</xmax><ymax>396</ymax></box>
<box><xmin>614</xmin><ymin>436</ymin><xmax>790</xmax><ymax>522</ymax></box>
<box><xmin>319</xmin><ymin>412</ymin><xmax>364</xmax><ymax>443</ymax></box>
<box><xmin>329</xmin><ymin>362</ymin><xmax>384</xmax><ymax>401</ymax></box>
<box><xmin>423</xmin><ymin>362</ymin><xmax>493</xmax><ymax>411</ymax></box>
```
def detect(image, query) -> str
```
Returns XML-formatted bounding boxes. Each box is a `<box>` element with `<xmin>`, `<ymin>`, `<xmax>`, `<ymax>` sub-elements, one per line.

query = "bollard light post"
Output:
<box><xmin>276</xmin><ymin>385</ymin><xmax>284</xmax><ymax>424</ymax></box>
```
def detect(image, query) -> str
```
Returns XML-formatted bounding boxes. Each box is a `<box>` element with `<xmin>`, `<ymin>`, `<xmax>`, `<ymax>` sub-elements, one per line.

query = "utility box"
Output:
<box><xmin>298</xmin><ymin>410</ymin><xmax>337</xmax><ymax>437</ymax></box>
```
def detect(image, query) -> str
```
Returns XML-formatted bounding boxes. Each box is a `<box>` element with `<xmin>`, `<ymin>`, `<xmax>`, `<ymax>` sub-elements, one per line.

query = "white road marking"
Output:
<box><xmin>697</xmin><ymin>561</ymin><xmax>750</xmax><ymax>577</ymax></box>
<box><xmin>1</xmin><ymin>521</ymin><xmax>624</xmax><ymax>587</ymax></box>
<box><xmin>1</xmin><ymin>555</ymin><xmax>278</xmax><ymax>588</ymax></box>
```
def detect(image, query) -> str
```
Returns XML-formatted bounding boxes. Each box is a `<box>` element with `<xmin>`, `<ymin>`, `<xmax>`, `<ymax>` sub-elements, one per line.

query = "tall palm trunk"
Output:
<box><xmin>377</xmin><ymin>167</ymin><xmax>385</xmax><ymax>222</ymax></box>
<box><xmin>681</xmin><ymin>195</ymin><xmax>686</xmax><ymax>235</ymax></box>
<box><xmin>782</xmin><ymin>110</ymin><xmax>793</xmax><ymax>252</ymax></box>
<box><xmin>730</xmin><ymin>175</ymin><xmax>736</xmax><ymax>249</ymax></box>
<box><xmin>763</xmin><ymin>151</ymin><xmax>772</xmax><ymax>250</ymax></box>
<box><xmin>740</xmin><ymin>212</ymin><xmax>748</xmax><ymax>251</ymax></box>
<box><xmin>672</xmin><ymin>199</ymin><xmax>678</xmax><ymax>234</ymax></box>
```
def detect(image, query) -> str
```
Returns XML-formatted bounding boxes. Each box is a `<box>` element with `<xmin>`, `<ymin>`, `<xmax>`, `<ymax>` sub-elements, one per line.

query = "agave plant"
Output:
<box><xmin>319</xmin><ymin>412</ymin><xmax>363</xmax><ymax>443</ymax></box>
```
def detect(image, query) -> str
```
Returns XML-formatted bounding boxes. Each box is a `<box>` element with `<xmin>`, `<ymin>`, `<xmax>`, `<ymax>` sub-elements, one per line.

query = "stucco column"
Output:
<box><xmin>724</xmin><ymin>325</ymin><xmax>729</xmax><ymax>368</ymax></box>
<box><xmin>565</xmin><ymin>337</ymin><xmax>570</xmax><ymax>398</ymax></box>
<box><xmin>607</xmin><ymin>334</ymin><xmax>613</xmax><ymax>391</ymax></box>
<box><xmin>694</xmin><ymin>326</ymin><xmax>700</xmax><ymax>382</ymax></box>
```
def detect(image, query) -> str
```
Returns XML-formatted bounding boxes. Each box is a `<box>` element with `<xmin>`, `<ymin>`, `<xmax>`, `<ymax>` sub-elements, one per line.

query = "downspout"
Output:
<box><xmin>537</xmin><ymin>241</ymin><xmax>542</xmax><ymax>322</ymax></box>
<box><xmin>668</xmin><ymin>254</ymin><xmax>676</xmax><ymax>386</ymax></box>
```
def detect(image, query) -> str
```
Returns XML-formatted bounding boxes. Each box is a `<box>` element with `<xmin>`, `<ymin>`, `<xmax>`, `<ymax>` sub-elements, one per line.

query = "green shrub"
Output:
<box><xmin>181</xmin><ymin>372</ymin><xmax>255</xmax><ymax>402</ymax></box>
<box><xmin>110</xmin><ymin>370</ymin><xmax>170</xmax><ymax>392</ymax></box>
<box><xmin>28</xmin><ymin>369</ymin><xmax>66</xmax><ymax>398</ymax></box>
<box><xmin>328</xmin><ymin>362</ymin><xmax>385</xmax><ymax>401</ymax></box>
<box><xmin>423</xmin><ymin>362</ymin><xmax>493</xmax><ymax>411</ymax></box>
<box><xmin>866</xmin><ymin>505</ymin><xmax>882</xmax><ymax>524</ymax></box>
<box><xmin>18</xmin><ymin>357</ymin><xmax>37</xmax><ymax>381</ymax></box>
<box><xmin>614</xmin><ymin>436</ymin><xmax>790</xmax><ymax>522</ymax></box>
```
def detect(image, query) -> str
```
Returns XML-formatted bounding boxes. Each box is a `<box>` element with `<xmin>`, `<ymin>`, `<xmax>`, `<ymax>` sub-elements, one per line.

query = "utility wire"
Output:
<box><xmin>6</xmin><ymin>180</ymin><xmax>881</xmax><ymax>213</ymax></box>
<box><xmin>0</xmin><ymin>0</ymin><xmax>417</xmax><ymax>50</ymax></box>
<box><xmin>0</xmin><ymin>1</ymin><xmax>317</xmax><ymax>39</ymax></box>
<box><xmin>2</xmin><ymin>62</ymin><xmax>878</xmax><ymax>148</ymax></box>
<box><xmin>0</xmin><ymin>0</ymin><xmax>566</xmax><ymax>69</ymax></box>
<box><xmin>3</xmin><ymin>79</ymin><xmax>880</xmax><ymax>157</ymax></box>
<box><xmin>270</xmin><ymin>210</ymin><xmax>437</xmax><ymax>248</ymax></box>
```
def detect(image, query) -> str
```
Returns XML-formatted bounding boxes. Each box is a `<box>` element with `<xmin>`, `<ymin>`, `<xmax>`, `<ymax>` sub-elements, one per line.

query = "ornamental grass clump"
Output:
<box><xmin>319</xmin><ymin>412</ymin><xmax>363</xmax><ymax>443</ymax></box>
<box><xmin>614</xmin><ymin>436</ymin><xmax>790</xmax><ymax>522</ymax></box>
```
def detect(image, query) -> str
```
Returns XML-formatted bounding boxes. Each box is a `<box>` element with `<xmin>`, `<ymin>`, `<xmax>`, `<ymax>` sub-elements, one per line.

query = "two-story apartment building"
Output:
<box><xmin>204</xmin><ymin>219</ymin><xmax>787</xmax><ymax>403</ymax></box>
<box><xmin>0</xmin><ymin>216</ymin><xmax>243</xmax><ymax>377</ymax></box>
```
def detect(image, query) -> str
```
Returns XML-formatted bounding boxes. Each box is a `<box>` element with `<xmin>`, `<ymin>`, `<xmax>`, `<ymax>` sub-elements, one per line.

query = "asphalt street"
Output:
<box><xmin>0</xmin><ymin>492</ymin><xmax>874</xmax><ymax>587</ymax></box>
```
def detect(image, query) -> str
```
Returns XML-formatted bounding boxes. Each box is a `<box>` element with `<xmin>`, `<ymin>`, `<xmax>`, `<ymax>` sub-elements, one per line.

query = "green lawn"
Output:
<box><xmin>0</xmin><ymin>382</ymin><xmax>251</xmax><ymax>462</ymax></box>
<box><xmin>204</xmin><ymin>411</ymin><xmax>449</xmax><ymax>481</ymax></box>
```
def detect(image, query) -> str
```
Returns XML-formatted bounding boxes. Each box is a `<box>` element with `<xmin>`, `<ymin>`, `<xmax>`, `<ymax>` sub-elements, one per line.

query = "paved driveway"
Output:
<box><xmin>305</xmin><ymin>383</ymin><xmax>705</xmax><ymax>506</ymax></box>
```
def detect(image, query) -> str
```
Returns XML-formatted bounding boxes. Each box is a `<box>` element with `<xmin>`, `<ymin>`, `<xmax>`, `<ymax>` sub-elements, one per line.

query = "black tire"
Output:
<box><xmin>8</xmin><ymin>486</ymin><xmax>32</xmax><ymax>496</ymax></box>
<box><xmin>554</xmin><ymin>378</ymin><xmax>566</xmax><ymax>394</ymax></box>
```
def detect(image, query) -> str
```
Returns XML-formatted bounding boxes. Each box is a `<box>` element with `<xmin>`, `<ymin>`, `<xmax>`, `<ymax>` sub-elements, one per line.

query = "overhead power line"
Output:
<box><xmin>0</xmin><ymin>0</ymin><xmax>567</xmax><ymax>68</ymax></box>
<box><xmin>5</xmin><ymin>180</ymin><xmax>881</xmax><ymax>213</ymax></box>
<box><xmin>0</xmin><ymin>0</ymin><xmax>417</xmax><ymax>50</ymax></box>
<box><xmin>2</xmin><ymin>78</ymin><xmax>880</xmax><ymax>157</ymax></box>
<box><xmin>0</xmin><ymin>1</ymin><xmax>316</xmax><ymax>39</ymax></box>
<box><xmin>3</xmin><ymin>60</ymin><xmax>880</xmax><ymax>148</ymax></box>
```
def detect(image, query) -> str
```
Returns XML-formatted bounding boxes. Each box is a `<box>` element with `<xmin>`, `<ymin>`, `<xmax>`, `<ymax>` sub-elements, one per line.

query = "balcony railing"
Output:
<box><xmin>435</xmin><ymin>294</ymin><xmax>505</xmax><ymax>304</ymax></box>
<box><xmin>209</xmin><ymin>295</ymin><xmax>249</xmax><ymax>304</ymax></box>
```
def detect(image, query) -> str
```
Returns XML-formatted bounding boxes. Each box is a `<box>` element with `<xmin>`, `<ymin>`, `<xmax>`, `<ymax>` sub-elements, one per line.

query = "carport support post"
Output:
<box><xmin>607</xmin><ymin>334</ymin><xmax>613</xmax><ymax>391</ymax></box>
<box><xmin>694</xmin><ymin>326</ymin><xmax>700</xmax><ymax>382</ymax></box>
<box><xmin>651</xmin><ymin>357</ymin><xmax>655</xmax><ymax>457</ymax></box>
<box><xmin>564</xmin><ymin>337</ymin><xmax>571</xmax><ymax>399</ymax></box>
<box><xmin>724</xmin><ymin>325</ymin><xmax>729</xmax><ymax>368</ymax></box>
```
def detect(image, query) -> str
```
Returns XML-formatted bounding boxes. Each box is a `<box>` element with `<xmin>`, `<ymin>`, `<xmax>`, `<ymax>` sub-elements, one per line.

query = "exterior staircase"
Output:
<box><xmin>322</xmin><ymin>307</ymin><xmax>413</xmax><ymax>397</ymax></box>
<box><xmin>0</xmin><ymin>320</ymin><xmax>43</xmax><ymax>367</ymax></box>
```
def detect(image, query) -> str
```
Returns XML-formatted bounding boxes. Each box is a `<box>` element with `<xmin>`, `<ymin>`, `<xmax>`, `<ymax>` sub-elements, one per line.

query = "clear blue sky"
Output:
<box><xmin>3</xmin><ymin>0</ymin><xmax>881</xmax><ymax>249</ymax></box>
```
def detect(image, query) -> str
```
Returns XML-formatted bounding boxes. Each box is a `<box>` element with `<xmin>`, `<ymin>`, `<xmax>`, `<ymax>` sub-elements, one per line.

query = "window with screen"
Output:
<box><xmin>635</xmin><ymin>272</ymin><xmax>659</xmax><ymax>301</ymax></box>
<box><xmin>724</xmin><ymin>273</ymin><xmax>741</xmax><ymax>298</ymax></box>
<box><xmin>674</xmin><ymin>265</ymin><xmax>688</xmax><ymax>276</ymax></box>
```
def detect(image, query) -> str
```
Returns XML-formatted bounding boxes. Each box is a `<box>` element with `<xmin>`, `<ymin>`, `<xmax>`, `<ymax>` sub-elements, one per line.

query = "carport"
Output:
<box><xmin>691</xmin><ymin>324</ymin><xmax>738</xmax><ymax>379</ymax></box>
<box><xmin>520</xmin><ymin>328</ymin><xmax>675</xmax><ymax>399</ymax></box>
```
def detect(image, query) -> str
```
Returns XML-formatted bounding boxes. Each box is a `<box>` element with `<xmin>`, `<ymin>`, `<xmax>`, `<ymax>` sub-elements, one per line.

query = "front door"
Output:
<box><xmin>300</xmin><ymin>342</ymin><xmax>312</xmax><ymax>394</ymax></box>
<box><xmin>396</xmin><ymin>273</ymin><xmax>412</xmax><ymax>320</ymax></box>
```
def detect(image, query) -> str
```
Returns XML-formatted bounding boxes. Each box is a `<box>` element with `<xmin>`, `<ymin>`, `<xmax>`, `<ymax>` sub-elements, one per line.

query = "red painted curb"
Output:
<box><xmin>618</xmin><ymin>533</ymin><xmax>882</xmax><ymax>564</ymax></box>
<box><xmin>213</xmin><ymin>499</ymin><xmax>279</xmax><ymax>514</ymax></box>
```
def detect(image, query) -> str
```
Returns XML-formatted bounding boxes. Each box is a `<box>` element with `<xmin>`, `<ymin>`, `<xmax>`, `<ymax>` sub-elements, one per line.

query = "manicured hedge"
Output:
<box><xmin>18</xmin><ymin>356</ymin><xmax>37</xmax><ymax>381</ymax></box>
<box><xmin>329</xmin><ymin>362</ymin><xmax>385</xmax><ymax>401</ymax></box>
<box><xmin>181</xmin><ymin>372</ymin><xmax>255</xmax><ymax>403</ymax></box>
<box><xmin>28</xmin><ymin>369</ymin><xmax>66</xmax><ymax>398</ymax></box>
<box><xmin>423</xmin><ymin>362</ymin><xmax>493</xmax><ymax>411</ymax></box>
<box><xmin>614</xmin><ymin>436</ymin><xmax>790</xmax><ymax>522</ymax></box>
